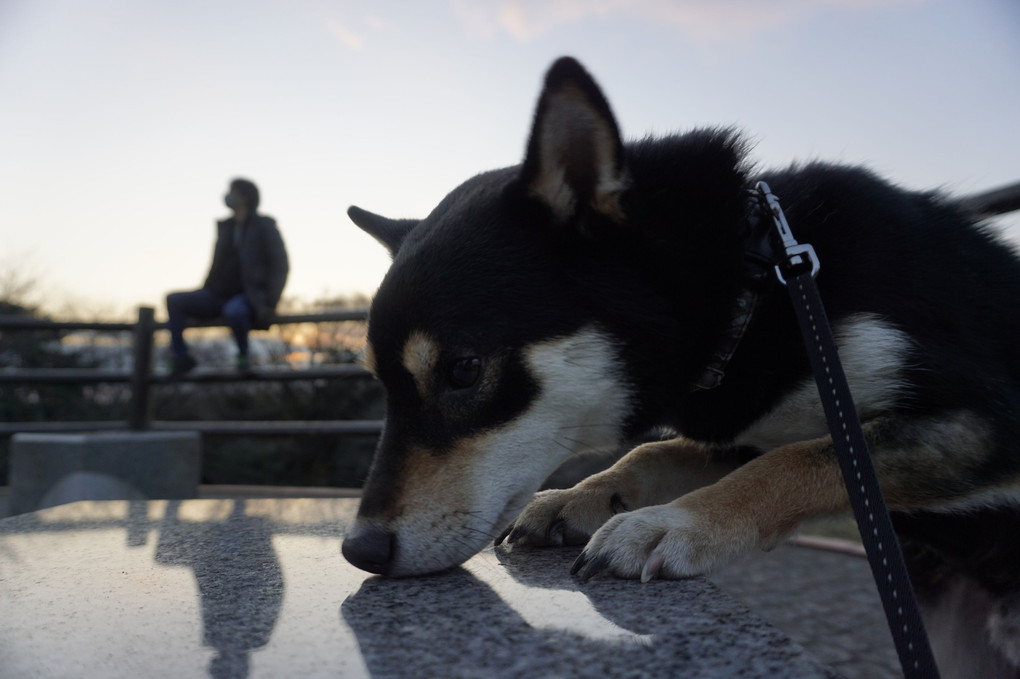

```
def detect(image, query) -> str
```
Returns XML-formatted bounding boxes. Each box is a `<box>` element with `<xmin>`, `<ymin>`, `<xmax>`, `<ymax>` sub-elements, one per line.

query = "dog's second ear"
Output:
<box><xmin>347</xmin><ymin>206</ymin><xmax>418</xmax><ymax>256</ymax></box>
<box><xmin>520</xmin><ymin>57</ymin><xmax>628</xmax><ymax>225</ymax></box>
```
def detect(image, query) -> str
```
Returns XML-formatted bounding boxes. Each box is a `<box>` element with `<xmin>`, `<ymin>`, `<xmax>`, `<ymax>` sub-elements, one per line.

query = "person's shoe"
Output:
<box><xmin>169</xmin><ymin>354</ymin><xmax>197</xmax><ymax>378</ymax></box>
<box><xmin>236</xmin><ymin>354</ymin><xmax>253</xmax><ymax>375</ymax></box>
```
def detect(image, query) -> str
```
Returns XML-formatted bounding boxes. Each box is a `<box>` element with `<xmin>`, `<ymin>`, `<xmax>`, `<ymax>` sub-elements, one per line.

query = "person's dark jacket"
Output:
<box><xmin>204</xmin><ymin>214</ymin><xmax>289</xmax><ymax>329</ymax></box>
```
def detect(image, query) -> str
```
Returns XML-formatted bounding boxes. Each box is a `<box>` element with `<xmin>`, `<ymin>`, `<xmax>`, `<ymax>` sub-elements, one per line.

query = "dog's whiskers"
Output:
<box><xmin>456</xmin><ymin>511</ymin><xmax>512</xmax><ymax>546</ymax></box>
<box><xmin>559</xmin><ymin>423</ymin><xmax>618</xmax><ymax>431</ymax></box>
<box><xmin>552</xmin><ymin>434</ymin><xmax>612</xmax><ymax>457</ymax></box>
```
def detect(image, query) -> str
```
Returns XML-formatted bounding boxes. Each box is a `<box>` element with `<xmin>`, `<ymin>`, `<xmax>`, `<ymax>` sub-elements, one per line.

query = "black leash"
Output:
<box><xmin>755</xmin><ymin>181</ymin><xmax>941</xmax><ymax>679</ymax></box>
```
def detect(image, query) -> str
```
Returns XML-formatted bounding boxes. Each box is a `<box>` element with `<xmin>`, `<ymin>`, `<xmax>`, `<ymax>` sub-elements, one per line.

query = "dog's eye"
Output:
<box><xmin>449</xmin><ymin>357</ymin><xmax>481</xmax><ymax>389</ymax></box>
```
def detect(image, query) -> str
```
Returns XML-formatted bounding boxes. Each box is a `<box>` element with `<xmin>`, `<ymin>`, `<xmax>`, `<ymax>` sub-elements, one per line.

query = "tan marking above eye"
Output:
<box><xmin>402</xmin><ymin>330</ymin><xmax>440</xmax><ymax>397</ymax></box>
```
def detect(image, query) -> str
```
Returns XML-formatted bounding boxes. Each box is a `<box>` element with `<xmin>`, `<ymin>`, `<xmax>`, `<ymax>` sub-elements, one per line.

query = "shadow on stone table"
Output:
<box><xmin>495</xmin><ymin>544</ymin><xmax>838</xmax><ymax>677</ymax></box>
<box><xmin>341</xmin><ymin>567</ymin><xmax>618</xmax><ymax>678</ymax></box>
<box><xmin>340</xmin><ymin>544</ymin><xmax>838</xmax><ymax>678</ymax></box>
<box><xmin>154</xmin><ymin>499</ymin><xmax>284</xmax><ymax>679</ymax></box>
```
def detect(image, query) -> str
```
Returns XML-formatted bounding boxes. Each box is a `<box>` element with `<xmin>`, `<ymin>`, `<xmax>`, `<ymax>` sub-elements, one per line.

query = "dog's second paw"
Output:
<box><xmin>570</xmin><ymin>500</ymin><xmax>756</xmax><ymax>582</ymax></box>
<box><xmin>496</xmin><ymin>484</ymin><xmax>630</xmax><ymax>548</ymax></box>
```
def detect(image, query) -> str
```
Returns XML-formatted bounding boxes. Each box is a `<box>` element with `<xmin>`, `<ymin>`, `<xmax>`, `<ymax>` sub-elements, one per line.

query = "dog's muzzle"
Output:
<box><xmin>342</xmin><ymin>523</ymin><xmax>396</xmax><ymax>575</ymax></box>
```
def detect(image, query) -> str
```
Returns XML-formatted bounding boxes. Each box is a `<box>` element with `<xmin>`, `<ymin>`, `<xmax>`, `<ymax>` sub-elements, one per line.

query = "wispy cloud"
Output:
<box><xmin>451</xmin><ymin>0</ymin><xmax>927</xmax><ymax>42</ymax></box>
<box><xmin>327</xmin><ymin>19</ymin><xmax>365</xmax><ymax>51</ymax></box>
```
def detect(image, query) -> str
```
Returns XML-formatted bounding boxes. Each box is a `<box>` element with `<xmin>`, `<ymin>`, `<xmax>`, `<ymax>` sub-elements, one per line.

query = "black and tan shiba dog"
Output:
<box><xmin>343</xmin><ymin>57</ymin><xmax>1020</xmax><ymax>675</ymax></box>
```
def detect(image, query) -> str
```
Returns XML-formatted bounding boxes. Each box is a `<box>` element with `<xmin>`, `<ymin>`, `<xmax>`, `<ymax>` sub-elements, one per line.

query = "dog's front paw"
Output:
<box><xmin>497</xmin><ymin>484</ymin><xmax>630</xmax><ymax>548</ymax></box>
<box><xmin>570</xmin><ymin>500</ymin><xmax>757</xmax><ymax>582</ymax></box>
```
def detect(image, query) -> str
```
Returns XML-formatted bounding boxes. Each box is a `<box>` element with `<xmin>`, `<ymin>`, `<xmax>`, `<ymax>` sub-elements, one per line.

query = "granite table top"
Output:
<box><xmin>0</xmin><ymin>498</ymin><xmax>838</xmax><ymax>678</ymax></box>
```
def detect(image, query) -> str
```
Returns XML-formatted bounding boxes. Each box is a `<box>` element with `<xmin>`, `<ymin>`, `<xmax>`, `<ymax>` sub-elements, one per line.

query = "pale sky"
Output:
<box><xmin>1</xmin><ymin>0</ymin><xmax>1018</xmax><ymax>319</ymax></box>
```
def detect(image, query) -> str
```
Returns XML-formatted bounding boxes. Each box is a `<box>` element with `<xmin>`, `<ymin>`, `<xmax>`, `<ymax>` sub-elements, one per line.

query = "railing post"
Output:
<box><xmin>129</xmin><ymin>306</ymin><xmax>156</xmax><ymax>430</ymax></box>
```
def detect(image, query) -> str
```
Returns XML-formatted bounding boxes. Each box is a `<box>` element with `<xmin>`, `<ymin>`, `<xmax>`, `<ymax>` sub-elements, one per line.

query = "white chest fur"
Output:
<box><xmin>735</xmin><ymin>313</ymin><xmax>913</xmax><ymax>451</ymax></box>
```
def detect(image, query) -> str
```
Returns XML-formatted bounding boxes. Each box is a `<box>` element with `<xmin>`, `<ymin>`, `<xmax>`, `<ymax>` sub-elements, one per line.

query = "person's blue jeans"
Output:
<box><xmin>166</xmin><ymin>289</ymin><xmax>252</xmax><ymax>359</ymax></box>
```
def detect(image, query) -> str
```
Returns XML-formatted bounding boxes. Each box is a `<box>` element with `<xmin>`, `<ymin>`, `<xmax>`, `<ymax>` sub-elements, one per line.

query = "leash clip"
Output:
<box><xmin>755</xmin><ymin>181</ymin><xmax>820</xmax><ymax>286</ymax></box>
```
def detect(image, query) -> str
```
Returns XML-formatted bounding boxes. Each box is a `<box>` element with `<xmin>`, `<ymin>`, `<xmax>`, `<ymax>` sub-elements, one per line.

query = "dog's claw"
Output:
<box><xmin>494</xmin><ymin>524</ymin><xmax>513</xmax><ymax>546</ymax></box>
<box><xmin>571</xmin><ymin>552</ymin><xmax>611</xmax><ymax>582</ymax></box>
<box><xmin>641</xmin><ymin>552</ymin><xmax>664</xmax><ymax>583</ymax></box>
<box><xmin>581</xmin><ymin>555</ymin><xmax>611</xmax><ymax>582</ymax></box>
<box><xmin>545</xmin><ymin>518</ymin><xmax>565</xmax><ymax>546</ymax></box>
<box><xmin>570</xmin><ymin>551</ymin><xmax>589</xmax><ymax>576</ymax></box>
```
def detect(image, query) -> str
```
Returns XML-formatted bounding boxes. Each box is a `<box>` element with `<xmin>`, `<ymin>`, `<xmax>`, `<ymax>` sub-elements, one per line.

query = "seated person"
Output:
<box><xmin>166</xmin><ymin>178</ymin><xmax>289</xmax><ymax>375</ymax></box>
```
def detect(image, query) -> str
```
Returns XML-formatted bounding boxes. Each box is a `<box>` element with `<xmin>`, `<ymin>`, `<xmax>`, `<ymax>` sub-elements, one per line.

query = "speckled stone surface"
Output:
<box><xmin>0</xmin><ymin>499</ymin><xmax>838</xmax><ymax>678</ymax></box>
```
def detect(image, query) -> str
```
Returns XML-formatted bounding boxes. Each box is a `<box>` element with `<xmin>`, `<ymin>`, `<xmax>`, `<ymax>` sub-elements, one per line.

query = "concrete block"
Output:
<box><xmin>9</xmin><ymin>431</ymin><xmax>201</xmax><ymax>515</ymax></box>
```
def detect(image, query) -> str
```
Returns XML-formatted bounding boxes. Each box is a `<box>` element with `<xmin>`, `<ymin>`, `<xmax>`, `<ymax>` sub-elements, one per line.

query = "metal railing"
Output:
<box><xmin>0</xmin><ymin>308</ymin><xmax>381</xmax><ymax>437</ymax></box>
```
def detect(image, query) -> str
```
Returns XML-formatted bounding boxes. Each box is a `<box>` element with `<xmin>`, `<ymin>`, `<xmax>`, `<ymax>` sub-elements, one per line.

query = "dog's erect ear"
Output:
<box><xmin>347</xmin><ymin>205</ymin><xmax>418</xmax><ymax>256</ymax></box>
<box><xmin>520</xmin><ymin>57</ymin><xmax>628</xmax><ymax>224</ymax></box>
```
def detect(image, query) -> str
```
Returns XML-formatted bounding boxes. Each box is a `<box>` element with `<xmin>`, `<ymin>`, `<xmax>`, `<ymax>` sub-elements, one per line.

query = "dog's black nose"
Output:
<box><xmin>342</xmin><ymin>524</ymin><xmax>396</xmax><ymax>575</ymax></box>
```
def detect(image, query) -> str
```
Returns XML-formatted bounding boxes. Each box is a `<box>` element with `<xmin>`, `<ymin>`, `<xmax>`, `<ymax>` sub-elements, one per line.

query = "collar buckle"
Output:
<box><xmin>754</xmin><ymin>181</ymin><xmax>820</xmax><ymax>285</ymax></box>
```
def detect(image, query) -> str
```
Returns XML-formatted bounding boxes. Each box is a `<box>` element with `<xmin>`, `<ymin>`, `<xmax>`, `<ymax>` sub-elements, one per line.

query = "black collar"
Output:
<box><xmin>690</xmin><ymin>190</ymin><xmax>779</xmax><ymax>391</ymax></box>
